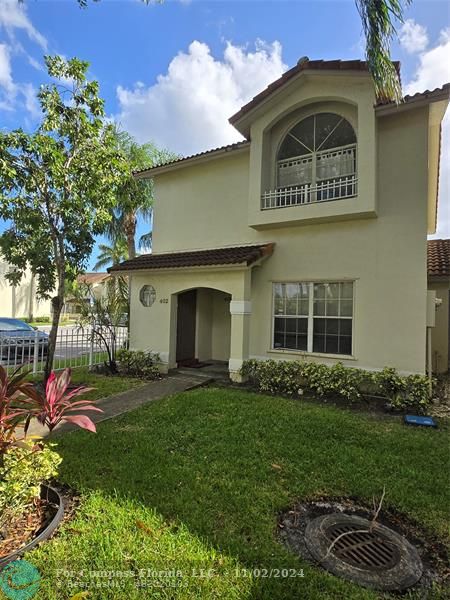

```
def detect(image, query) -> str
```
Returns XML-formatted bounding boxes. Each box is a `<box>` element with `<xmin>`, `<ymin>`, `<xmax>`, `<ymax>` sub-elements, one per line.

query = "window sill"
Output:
<box><xmin>268</xmin><ymin>348</ymin><xmax>357</xmax><ymax>361</ymax></box>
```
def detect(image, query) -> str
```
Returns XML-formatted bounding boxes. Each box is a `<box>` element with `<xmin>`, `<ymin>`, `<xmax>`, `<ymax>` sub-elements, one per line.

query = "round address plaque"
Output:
<box><xmin>139</xmin><ymin>285</ymin><xmax>156</xmax><ymax>307</ymax></box>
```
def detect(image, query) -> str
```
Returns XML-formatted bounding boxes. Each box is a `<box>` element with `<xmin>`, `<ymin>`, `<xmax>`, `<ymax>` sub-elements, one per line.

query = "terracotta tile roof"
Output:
<box><xmin>133</xmin><ymin>141</ymin><xmax>250</xmax><ymax>178</ymax></box>
<box><xmin>109</xmin><ymin>243</ymin><xmax>274</xmax><ymax>272</ymax></box>
<box><xmin>77</xmin><ymin>272</ymin><xmax>110</xmax><ymax>285</ymax></box>
<box><xmin>428</xmin><ymin>239</ymin><xmax>450</xmax><ymax>278</ymax></box>
<box><xmin>376</xmin><ymin>84</ymin><xmax>450</xmax><ymax>108</ymax></box>
<box><xmin>229</xmin><ymin>58</ymin><xmax>400</xmax><ymax>125</ymax></box>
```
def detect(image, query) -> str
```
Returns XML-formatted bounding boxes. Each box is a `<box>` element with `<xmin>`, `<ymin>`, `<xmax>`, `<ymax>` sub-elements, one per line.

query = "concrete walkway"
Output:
<box><xmin>27</xmin><ymin>373</ymin><xmax>212</xmax><ymax>438</ymax></box>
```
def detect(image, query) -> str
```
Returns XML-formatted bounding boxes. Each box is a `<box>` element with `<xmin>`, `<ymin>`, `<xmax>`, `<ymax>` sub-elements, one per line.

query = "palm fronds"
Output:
<box><xmin>356</xmin><ymin>0</ymin><xmax>411</xmax><ymax>103</ymax></box>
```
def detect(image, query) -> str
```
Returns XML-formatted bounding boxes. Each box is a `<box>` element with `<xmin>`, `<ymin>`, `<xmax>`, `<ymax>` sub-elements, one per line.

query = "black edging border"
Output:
<box><xmin>0</xmin><ymin>485</ymin><xmax>64</xmax><ymax>570</ymax></box>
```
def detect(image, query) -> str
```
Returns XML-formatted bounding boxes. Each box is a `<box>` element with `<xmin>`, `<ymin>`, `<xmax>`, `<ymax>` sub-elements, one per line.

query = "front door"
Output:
<box><xmin>176</xmin><ymin>290</ymin><xmax>197</xmax><ymax>365</ymax></box>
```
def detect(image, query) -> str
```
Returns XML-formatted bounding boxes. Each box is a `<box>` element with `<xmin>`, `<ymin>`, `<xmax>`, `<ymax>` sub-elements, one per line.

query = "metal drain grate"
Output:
<box><xmin>325</xmin><ymin>523</ymin><xmax>400</xmax><ymax>571</ymax></box>
<box><xmin>304</xmin><ymin>513</ymin><xmax>423</xmax><ymax>591</ymax></box>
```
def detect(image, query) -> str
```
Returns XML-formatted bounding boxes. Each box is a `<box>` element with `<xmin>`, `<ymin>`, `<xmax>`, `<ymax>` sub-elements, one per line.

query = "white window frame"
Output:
<box><xmin>271</xmin><ymin>280</ymin><xmax>355</xmax><ymax>357</ymax></box>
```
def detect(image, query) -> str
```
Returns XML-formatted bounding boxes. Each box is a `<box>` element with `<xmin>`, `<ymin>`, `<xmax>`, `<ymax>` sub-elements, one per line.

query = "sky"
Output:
<box><xmin>0</xmin><ymin>0</ymin><xmax>449</xmax><ymax>270</ymax></box>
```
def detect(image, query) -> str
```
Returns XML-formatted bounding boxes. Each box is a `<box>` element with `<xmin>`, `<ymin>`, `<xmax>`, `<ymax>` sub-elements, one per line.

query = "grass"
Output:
<box><xmin>25</xmin><ymin>387</ymin><xmax>449</xmax><ymax>600</ymax></box>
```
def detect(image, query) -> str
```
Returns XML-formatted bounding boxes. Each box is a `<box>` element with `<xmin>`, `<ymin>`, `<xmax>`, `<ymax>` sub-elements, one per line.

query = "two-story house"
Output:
<box><xmin>111</xmin><ymin>58</ymin><xmax>449</xmax><ymax>381</ymax></box>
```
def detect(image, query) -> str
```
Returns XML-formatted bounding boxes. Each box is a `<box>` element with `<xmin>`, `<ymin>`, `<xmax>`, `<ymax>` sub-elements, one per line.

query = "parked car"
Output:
<box><xmin>0</xmin><ymin>318</ymin><xmax>49</xmax><ymax>362</ymax></box>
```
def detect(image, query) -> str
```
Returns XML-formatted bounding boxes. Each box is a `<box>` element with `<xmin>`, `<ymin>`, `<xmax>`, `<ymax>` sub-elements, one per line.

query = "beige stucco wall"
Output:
<box><xmin>428</xmin><ymin>280</ymin><xmax>449</xmax><ymax>373</ymax></box>
<box><xmin>129</xmin><ymin>269</ymin><xmax>249</xmax><ymax>371</ymax></box>
<box><xmin>129</xmin><ymin>79</ymin><xmax>438</xmax><ymax>375</ymax></box>
<box><xmin>0</xmin><ymin>262</ymin><xmax>52</xmax><ymax>319</ymax></box>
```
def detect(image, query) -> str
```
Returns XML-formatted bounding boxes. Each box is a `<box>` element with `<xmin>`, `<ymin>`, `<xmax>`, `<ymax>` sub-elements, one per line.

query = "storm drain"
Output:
<box><xmin>305</xmin><ymin>514</ymin><xmax>423</xmax><ymax>591</ymax></box>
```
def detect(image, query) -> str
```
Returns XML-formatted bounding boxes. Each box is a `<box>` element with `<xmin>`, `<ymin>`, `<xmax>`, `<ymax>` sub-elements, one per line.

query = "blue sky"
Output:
<box><xmin>1</xmin><ymin>0</ymin><xmax>449</xmax><ymax>270</ymax></box>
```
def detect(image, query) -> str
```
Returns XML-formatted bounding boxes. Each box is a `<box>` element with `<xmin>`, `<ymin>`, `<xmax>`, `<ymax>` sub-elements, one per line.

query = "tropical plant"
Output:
<box><xmin>0</xmin><ymin>365</ymin><xmax>37</xmax><ymax>453</ymax></box>
<box><xmin>75</xmin><ymin>281</ymin><xmax>129</xmax><ymax>373</ymax></box>
<box><xmin>0</xmin><ymin>56</ymin><xmax>127</xmax><ymax>381</ymax></box>
<box><xmin>0</xmin><ymin>364</ymin><xmax>100</xmax><ymax>537</ymax></box>
<box><xmin>356</xmin><ymin>0</ymin><xmax>411</xmax><ymax>102</ymax></box>
<box><xmin>106</xmin><ymin>128</ymin><xmax>178</xmax><ymax>259</ymax></box>
<box><xmin>1</xmin><ymin>365</ymin><xmax>102</xmax><ymax>437</ymax></box>
<box><xmin>16</xmin><ymin>368</ymin><xmax>101</xmax><ymax>433</ymax></box>
<box><xmin>93</xmin><ymin>239</ymin><xmax>129</xmax><ymax>271</ymax></box>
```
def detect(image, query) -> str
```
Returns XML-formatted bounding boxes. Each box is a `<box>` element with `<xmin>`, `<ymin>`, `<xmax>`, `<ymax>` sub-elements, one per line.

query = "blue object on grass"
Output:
<box><xmin>404</xmin><ymin>414</ymin><xmax>437</xmax><ymax>428</ymax></box>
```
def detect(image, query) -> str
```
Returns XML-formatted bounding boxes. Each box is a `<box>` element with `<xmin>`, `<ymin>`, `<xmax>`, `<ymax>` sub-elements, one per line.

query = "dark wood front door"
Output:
<box><xmin>176</xmin><ymin>290</ymin><xmax>197</xmax><ymax>364</ymax></box>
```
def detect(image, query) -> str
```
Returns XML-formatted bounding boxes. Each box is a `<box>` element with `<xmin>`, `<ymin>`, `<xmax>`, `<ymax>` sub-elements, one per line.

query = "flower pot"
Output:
<box><xmin>0</xmin><ymin>485</ymin><xmax>64</xmax><ymax>570</ymax></box>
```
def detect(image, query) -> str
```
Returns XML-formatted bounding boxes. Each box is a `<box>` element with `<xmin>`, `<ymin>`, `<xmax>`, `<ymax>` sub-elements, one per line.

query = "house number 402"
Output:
<box><xmin>159</xmin><ymin>298</ymin><xmax>169</xmax><ymax>304</ymax></box>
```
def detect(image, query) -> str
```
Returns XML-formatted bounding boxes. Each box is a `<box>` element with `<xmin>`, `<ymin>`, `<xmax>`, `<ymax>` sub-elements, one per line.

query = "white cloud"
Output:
<box><xmin>21</xmin><ymin>82</ymin><xmax>40</xmax><ymax>118</ymax></box>
<box><xmin>0</xmin><ymin>43</ymin><xmax>15</xmax><ymax>93</ymax></box>
<box><xmin>0</xmin><ymin>43</ymin><xmax>40</xmax><ymax>118</ymax></box>
<box><xmin>115</xmin><ymin>40</ymin><xmax>286</xmax><ymax>155</ymax></box>
<box><xmin>404</xmin><ymin>28</ymin><xmax>450</xmax><ymax>239</ymax></box>
<box><xmin>399</xmin><ymin>19</ymin><xmax>428</xmax><ymax>54</ymax></box>
<box><xmin>404</xmin><ymin>28</ymin><xmax>450</xmax><ymax>96</ymax></box>
<box><xmin>0</xmin><ymin>0</ymin><xmax>47</xmax><ymax>50</ymax></box>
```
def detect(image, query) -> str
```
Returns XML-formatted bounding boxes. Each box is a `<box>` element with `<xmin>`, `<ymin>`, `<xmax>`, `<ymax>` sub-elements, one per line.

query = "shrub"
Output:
<box><xmin>34</xmin><ymin>316</ymin><xmax>51</xmax><ymax>323</ymax></box>
<box><xmin>116</xmin><ymin>348</ymin><xmax>161</xmax><ymax>380</ymax></box>
<box><xmin>0</xmin><ymin>440</ymin><xmax>61</xmax><ymax>527</ymax></box>
<box><xmin>301</xmin><ymin>361</ymin><xmax>366</xmax><ymax>403</ymax></box>
<box><xmin>241</xmin><ymin>359</ymin><xmax>364</xmax><ymax>402</ymax></box>
<box><xmin>372</xmin><ymin>367</ymin><xmax>431</xmax><ymax>412</ymax></box>
<box><xmin>240</xmin><ymin>359</ymin><xmax>431</xmax><ymax>411</ymax></box>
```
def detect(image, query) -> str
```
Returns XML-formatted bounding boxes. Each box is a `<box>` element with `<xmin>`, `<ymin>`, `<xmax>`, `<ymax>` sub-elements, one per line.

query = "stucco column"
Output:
<box><xmin>229</xmin><ymin>300</ymin><xmax>252</xmax><ymax>382</ymax></box>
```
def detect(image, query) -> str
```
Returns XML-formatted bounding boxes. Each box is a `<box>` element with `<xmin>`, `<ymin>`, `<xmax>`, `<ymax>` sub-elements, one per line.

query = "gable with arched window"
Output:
<box><xmin>262</xmin><ymin>112</ymin><xmax>358</xmax><ymax>209</ymax></box>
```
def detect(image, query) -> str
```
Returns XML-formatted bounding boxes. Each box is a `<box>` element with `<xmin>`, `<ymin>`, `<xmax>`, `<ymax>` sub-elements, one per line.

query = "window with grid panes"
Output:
<box><xmin>273</xmin><ymin>281</ymin><xmax>353</xmax><ymax>355</ymax></box>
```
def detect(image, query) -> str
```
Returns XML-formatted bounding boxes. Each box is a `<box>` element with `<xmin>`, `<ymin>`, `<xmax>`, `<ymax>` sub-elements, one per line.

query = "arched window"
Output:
<box><xmin>262</xmin><ymin>113</ymin><xmax>357</xmax><ymax>209</ymax></box>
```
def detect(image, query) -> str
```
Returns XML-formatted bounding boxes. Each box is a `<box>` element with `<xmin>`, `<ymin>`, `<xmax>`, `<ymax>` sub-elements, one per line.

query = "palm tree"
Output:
<box><xmin>356</xmin><ymin>0</ymin><xmax>411</xmax><ymax>102</ymax></box>
<box><xmin>108</xmin><ymin>129</ymin><xmax>178</xmax><ymax>260</ymax></box>
<box><xmin>93</xmin><ymin>239</ymin><xmax>128</xmax><ymax>271</ymax></box>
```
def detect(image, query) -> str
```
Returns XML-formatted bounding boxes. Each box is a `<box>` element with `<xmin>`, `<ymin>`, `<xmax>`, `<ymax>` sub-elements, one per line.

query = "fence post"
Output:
<box><xmin>33</xmin><ymin>329</ymin><xmax>39</xmax><ymax>374</ymax></box>
<box><xmin>89</xmin><ymin>327</ymin><xmax>94</xmax><ymax>369</ymax></box>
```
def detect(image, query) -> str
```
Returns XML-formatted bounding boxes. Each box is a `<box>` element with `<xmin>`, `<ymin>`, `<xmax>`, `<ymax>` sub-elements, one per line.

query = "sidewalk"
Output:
<box><xmin>27</xmin><ymin>373</ymin><xmax>213</xmax><ymax>438</ymax></box>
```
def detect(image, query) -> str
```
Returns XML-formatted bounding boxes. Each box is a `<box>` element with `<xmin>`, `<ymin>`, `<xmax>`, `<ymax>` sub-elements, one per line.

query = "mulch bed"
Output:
<box><xmin>277</xmin><ymin>496</ymin><xmax>449</xmax><ymax>595</ymax></box>
<box><xmin>0</xmin><ymin>484</ymin><xmax>80</xmax><ymax>560</ymax></box>
<box><xmin>0</xmin><ymin>498</ymin><xmax>56</xmax><ymax>559</ymax></box>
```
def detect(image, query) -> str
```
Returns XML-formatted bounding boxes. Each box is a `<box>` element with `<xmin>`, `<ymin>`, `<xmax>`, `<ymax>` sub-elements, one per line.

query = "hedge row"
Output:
<box><xmin>240</xmin><ymin>360</ymin><xmax>431</xmax><ymax>412</ymax></box>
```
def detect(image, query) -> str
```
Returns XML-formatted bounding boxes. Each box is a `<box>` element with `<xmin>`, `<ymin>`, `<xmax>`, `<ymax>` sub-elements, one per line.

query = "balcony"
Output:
<box><xmin>261</xmin><ymin>144</ymin><xmax>357</xmax><ymax>210</ymax></box>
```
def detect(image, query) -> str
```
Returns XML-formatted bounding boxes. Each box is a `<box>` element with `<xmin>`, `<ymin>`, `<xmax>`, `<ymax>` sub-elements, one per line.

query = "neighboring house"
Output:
<box><xmin>110</xmin><ymin>58</ymin><xmax>449</xmax><ymax>381</ymax></box>
<box><xmin>428</xmin><ymin>239</ymin><xmax>450</xmax><ymax>373</ymax></box>
<box><xmin>0</xmin><ymin>261</ymin><xmax>52</xmax><ymax>319</ymax></box>
<box><xmin>63</xmin><ymin>272</ymin><xmax>110</xmax><ymax>315</ymax></box>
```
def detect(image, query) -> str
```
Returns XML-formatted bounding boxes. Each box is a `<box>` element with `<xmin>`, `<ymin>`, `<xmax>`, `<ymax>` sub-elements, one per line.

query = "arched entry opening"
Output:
<box><xmin>175</xmin><ymin>287</ymin><xmax>231</xmax><ymax>367</ymax></box>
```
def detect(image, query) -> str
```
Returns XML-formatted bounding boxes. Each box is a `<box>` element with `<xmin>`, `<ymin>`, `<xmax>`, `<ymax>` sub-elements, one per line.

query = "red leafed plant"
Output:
<box><xmin>19</xmin><ymin>368</ymin><xmax>103</xmax><ymax>433</ymax></box>
<box><xmin>1</xmin><ymin>365</ymin><xmax>102</xmax><ymax>445</ymax></box>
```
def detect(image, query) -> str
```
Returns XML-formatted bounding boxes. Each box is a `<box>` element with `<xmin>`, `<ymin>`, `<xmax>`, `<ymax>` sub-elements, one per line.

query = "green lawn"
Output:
<box><xmin>26</xmin><ymin>388</ymin><xmax>449</xmax><ymax>600</ymax></box>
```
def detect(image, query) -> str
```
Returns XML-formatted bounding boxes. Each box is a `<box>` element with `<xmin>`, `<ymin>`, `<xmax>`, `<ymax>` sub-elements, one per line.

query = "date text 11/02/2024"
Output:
<box><xmin>188</xmin><ymin>568</ymin><xmax>305</xmax><ymax>578</ymax></box>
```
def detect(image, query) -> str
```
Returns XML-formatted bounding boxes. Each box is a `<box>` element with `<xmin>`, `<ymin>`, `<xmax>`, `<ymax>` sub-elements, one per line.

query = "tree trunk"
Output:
<box><xmin>123</xmin><ymin>211</ymin><xmax>136</xmax><ymax>327</ymax></box>
<box><xmin>44</xmin><ymin>251</ymin><xmax>65</xmax><ymax>383</ymax></box>
<box><xmin>124</xmin><ymin>211</ymin><xmax>136</xmax><ymax>260</ymax></box>
<box><xmin>44</xmin><ymin>294</ymin><xmax>64</xmax><ymax>383</ymax></box>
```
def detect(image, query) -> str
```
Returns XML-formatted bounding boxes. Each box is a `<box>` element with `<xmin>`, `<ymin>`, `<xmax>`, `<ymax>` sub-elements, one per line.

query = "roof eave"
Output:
<box><xmin>375</xmin><ymin>85</ymin><xmax>450</xmax><ymax>116</ymax></box>
<box><xmin>133</xmin><ymin>142</ymin><xmax>250</xmax><ymax>179</ymax></box>
<box><xmin>230</xmin><ymin>69</ymin><xmax>373</xmax><ymax>137</ymax></box>
<box><xmin>109</xmin><ymin>263</ymin><xmax>253</xmax><ymax>275</ymax></box>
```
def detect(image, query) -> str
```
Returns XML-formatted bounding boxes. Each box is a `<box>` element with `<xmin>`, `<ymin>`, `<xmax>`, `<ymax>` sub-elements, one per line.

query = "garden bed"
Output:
<box><xmin>0</xmin><ymin>486</ymin><xmax>64</xmax><ymax>567</ymax></box>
